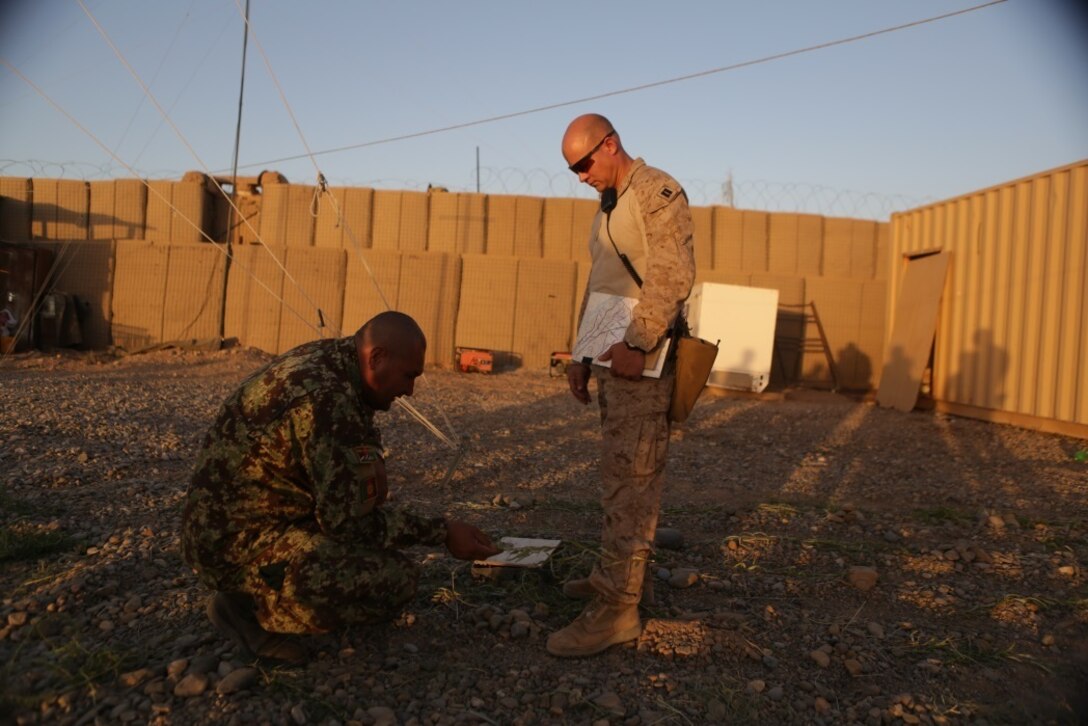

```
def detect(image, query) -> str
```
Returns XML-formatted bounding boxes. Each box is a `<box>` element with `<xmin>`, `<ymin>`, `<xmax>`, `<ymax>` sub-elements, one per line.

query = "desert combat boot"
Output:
<box><xmin>546</xmin><ymin>598</ymin><xmax>642</xmax><ymax>657</ymax></box>
<box><xmin>562</xmin><ymin>576</ymin><xmax>654</xmax><ymax>605</ymax></box>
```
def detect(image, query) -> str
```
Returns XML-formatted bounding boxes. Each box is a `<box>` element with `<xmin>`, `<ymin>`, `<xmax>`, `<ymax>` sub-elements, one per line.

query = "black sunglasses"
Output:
<box><xmin>568</xmin><ymin>130</ymin><xmax>614</xmax><ymax>174</ymax></box>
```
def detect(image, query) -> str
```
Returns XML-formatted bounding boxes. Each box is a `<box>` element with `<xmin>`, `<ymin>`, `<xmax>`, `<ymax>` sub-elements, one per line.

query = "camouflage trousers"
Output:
<box><xmin>235</xmin><ymin>528</ymin><xmax>419</xmax><ymax>634</ymax></box>
<box><xmin>588</xmin><ymin>369</ymin><xmax>673</xmax><ymax>606</ymax></box>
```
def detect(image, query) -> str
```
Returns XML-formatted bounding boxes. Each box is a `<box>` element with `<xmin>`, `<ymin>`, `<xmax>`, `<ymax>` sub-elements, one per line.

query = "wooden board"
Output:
<box><xmin>876</xmin><ymin>252</ymin><xmax>950</xmax><ymax>411</ymax></box>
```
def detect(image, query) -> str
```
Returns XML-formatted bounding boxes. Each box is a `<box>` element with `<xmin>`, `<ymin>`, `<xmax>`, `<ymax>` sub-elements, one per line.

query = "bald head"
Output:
<box><xmin>562</xmin><ymin>113</ymin><xmax>632</xmax><ymax>191</ymax></box>
<box><xmin>354</xmin><ymin>311</ymin><xmax>426</xmax><ymax>411</ymax></box>
<box><xmin>356</xmin><ymin>310</ymin><xmax>426</xmax><ymax>351</ymax></box>
<box><xmin>562</xmin><ymin>114</ymin><xmax>614</xmax><ymax>154</ymax></box>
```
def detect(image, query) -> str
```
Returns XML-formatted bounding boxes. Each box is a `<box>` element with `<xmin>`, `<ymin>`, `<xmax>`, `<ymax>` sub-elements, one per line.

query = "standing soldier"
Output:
<box><xmin>181</xmin><ymin>311</ymin><xmax>499</xmax><ymax>663</ymax></box>
<box><xmin>549</xmin><ymin>113</ymin><xmax>696</xmax><ymax>657</ymax></box>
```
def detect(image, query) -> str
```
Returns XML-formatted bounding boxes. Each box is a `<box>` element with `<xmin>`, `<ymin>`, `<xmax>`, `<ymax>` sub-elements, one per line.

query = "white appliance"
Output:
<box><xmin>685</xmin><ymin>282</ymin><xmax>779</xmax><ymax>392</ymax></box>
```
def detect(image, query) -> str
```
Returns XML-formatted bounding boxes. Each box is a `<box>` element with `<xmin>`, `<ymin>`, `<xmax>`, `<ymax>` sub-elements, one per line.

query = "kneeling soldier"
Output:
<box><xmin>181</xmin><ymin>311</ymin><xmax>499</xmax><ymax>663</ymax></box>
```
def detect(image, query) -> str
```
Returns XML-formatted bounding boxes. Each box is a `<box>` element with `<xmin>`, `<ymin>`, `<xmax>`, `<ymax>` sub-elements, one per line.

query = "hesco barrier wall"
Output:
<box><xmin>0</xmin><ymin>174</ymin><xmax>891</xmax><ymax>389</ymax></box>
<box><xmin>890</xmin><ymin>160</ymin><xmax>1088</xmax><ymax>436</ymax></box>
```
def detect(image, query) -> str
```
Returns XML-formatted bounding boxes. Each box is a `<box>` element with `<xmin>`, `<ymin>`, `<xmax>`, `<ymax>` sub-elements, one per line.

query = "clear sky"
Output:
<box><xmin>1</xmin><ymin>0</ymin><xmax>1086</xmax><ymax>220</ymax></box>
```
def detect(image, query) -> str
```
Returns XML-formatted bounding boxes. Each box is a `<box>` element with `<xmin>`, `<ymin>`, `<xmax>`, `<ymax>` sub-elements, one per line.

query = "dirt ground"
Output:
<box><xmin>1</xmin><ymin>347</ymin><xmax>1086</xmax><ymax>725</ymax></box>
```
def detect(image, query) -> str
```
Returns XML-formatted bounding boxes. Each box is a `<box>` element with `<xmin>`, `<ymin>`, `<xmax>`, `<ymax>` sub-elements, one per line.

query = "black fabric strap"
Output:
<box><xmin>604</xmin><ymin>210</ymin><xmax>643</xmax><ymax>288</ymax></box>
<box><xmin>603</xmin><ymin>209</ymin><xmax>688</xmax><ymax>350</ymax></box>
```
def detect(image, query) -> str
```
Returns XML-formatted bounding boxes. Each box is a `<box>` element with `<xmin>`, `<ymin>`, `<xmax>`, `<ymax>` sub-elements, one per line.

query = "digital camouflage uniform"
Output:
<box><xmin>580</xmin><ymin>158</ymin><xmax>695</xmax><ymax>606</ymax></box>
<box><xmin>181</xmin><ymin>337</ymin><xmax>446</xmax><ymax>634</ymax></box>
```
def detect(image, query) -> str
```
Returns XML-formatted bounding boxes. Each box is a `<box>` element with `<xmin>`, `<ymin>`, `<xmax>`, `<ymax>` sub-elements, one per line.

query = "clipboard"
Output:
<box><xmin>571</xmin><ymin>292</ymin><xmax>670</xmax><ymax>378</ymax></box>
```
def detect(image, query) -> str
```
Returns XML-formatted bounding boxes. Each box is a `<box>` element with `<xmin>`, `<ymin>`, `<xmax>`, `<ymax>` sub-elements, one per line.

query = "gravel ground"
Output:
<box><xmin>1</xmin><ymin>347</ymin><xmax>1086</xmax><ymax>726</ymax></box>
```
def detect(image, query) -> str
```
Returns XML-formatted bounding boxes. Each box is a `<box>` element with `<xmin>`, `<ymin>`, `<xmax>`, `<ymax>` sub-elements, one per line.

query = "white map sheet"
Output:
<box><xmin>571</xmin><ymin>292</ymin><xmax>670</xmax><ymax>378</ymax></box>
<box><xmin>475</xmin><ymin>537</ymin><xmax>562</xmax><ymax>568</ymax></box>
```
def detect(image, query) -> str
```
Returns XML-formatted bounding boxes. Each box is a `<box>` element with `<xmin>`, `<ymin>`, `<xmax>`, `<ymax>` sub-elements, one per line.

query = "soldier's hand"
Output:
<box><xmin>599</xmin><ymin>342</ymin><xmax>644</xmax><ymax>381</ymax></box>
<box><xmin>567</xmin><ymin>362</ymin><xmax>591</xmax><ymax>405</ymax></box>
<box><xmin>445</xmin><ymin>520</ymin><xmax>501</xmax><ymax>561</ymax></box>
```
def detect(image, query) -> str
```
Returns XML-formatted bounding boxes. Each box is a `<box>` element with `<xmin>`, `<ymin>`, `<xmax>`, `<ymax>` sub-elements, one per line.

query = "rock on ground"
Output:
<box><xmin>0</xmin><ymin>349</ymin><xmax>1085</xmax><ymax>725</ymax></box>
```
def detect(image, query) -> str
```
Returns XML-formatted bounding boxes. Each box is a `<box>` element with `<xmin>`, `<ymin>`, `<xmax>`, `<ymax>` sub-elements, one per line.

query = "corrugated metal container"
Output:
<box><xmin>890</xmin><ymin>159</ymin><xmax>1088</xmax><ymax>436</ymax></box>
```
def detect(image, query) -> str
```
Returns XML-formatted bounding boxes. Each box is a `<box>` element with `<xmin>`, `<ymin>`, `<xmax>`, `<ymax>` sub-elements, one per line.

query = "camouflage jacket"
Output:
<box><xmin>181</xmin><ymin>337</ymin><xmax>446</xmax><ymax>584</ymax></box>
<box><xmin>583</xmin><ymin>158</ymin><xmax>696</xmax><ymax>352</ymax></box>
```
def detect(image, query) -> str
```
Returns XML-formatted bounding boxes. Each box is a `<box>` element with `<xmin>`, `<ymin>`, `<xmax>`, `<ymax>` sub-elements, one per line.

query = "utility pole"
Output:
<box><xmin>722</xmin><ymin>170</ymin><xmax>734</xmax><ymax>207</ymax></box>
<box><xmin>219</xmin><ymin>0</ymin><xmax>250</xmax><ymax>339</ymax></box>
<box><xmin>476</xmin><ymin>146</ymin><xmax>480</xmax><ymax>194</ymax></box>
<box><xmin>228</xmin><ymin>0</ymin><xmax>251</xmax><ymax>241</ymax></box>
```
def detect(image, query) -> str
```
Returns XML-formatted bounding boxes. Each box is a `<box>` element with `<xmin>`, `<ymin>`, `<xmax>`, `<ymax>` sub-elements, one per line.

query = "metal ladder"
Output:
<box><xmin>772</xmin><ymin>301</ymin><xmax>839</xmax><ymax>391</ymax></box>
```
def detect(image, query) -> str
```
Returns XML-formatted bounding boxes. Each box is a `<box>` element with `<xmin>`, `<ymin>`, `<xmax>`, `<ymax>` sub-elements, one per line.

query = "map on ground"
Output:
<box><xmin>476</xmin><ymin>537</ymin><xmax>563</xmax><ymax>568</ymax></box>
<box><xmin>572</xmin><ymin>292</ymin><xmax>670</xmax><ymax>379</ymax></box>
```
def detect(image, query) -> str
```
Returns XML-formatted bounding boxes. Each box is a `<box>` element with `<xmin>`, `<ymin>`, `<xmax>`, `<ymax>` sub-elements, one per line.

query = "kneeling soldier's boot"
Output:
<box><xmin>561</xmin><ymin>577</ymin><xmax>597</xmax><ymax>599</ymax></box>
<box><xmin>546</xmin><ymin>597</ymin><xmax>641</xmax><ymax>657</ymax></box>
<box><xmin>207</xmin><ymin>592</ymin><xmax>307</xmax><ymax>665</ymax></box>
<box><xmin>562</xmin><ymin>577</ymin><xmax>654</xmax><ymax>605</ymax></box>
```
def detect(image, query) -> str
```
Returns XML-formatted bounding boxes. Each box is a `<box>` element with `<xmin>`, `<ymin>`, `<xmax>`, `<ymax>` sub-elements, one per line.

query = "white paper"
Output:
<box><xmin>571</xmin><ymin>292</ymin><xmax>670</xmax><ymax>378</ymax></box>
<box><xmin>475</xmin><ymin>537</ymin><xmax>562</xmax><ymax>568</ymax></box>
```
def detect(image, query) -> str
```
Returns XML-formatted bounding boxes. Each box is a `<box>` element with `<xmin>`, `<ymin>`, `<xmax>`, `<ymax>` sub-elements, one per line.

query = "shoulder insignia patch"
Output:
<box><xmin>658</xmin><ymin>186</ymin><xmax>674</xmax><ymax>200</ymax></box>
<box><xmin>352</xmin><ymin>444</ymin><xmax>381</xmax><ymax>464</ymax></box>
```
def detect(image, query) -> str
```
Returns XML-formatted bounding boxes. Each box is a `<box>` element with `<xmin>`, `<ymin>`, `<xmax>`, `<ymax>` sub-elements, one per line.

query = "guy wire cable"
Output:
<box><xmin>0</xmin><ymin>236</ymin><xmax>79</xmax><ymax>361</ymax></box>
<box><xmin>210</xmin><ymin>0</ymin><xmax>1013</xmax><ymax>470</ymax></box>
<box><xmin>31</xmin><ymin>1</ymin><xmax>463</xmax><ymax>471</ymax></box>
<box><xmin>0</xmin><ymin>58</ymin><xmax>324</xmax><ymax>348</ymax></box>
<box><xmin>75</xmin><ymin>0</ymin><xmax>329</xmax><ymax>340</ymax></box>
<box><xmin>109</xmin><ymin>0</ymin><xmax>200</xmax><ymax>158</ymax></box>
<box><xmin>228</xmin><ymin>0</ymin><xmax>1009</xmax><ymax>172</ymax></box>
<box><xmin>311</xmin><ymin>179</ymin><xmax>463</xmax><ymax>454</ymax></box>
<box><xmin>229</xmin><ymin>0</ymin><xmax>463</xmax><ymax>458</ymax></box>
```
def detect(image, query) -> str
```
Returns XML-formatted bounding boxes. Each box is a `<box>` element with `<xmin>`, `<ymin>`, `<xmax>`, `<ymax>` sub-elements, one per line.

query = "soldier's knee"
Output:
<box><xmin>343</xmin><ymin>551</ymin><xmax>418</xmax><ymax>611</ymax></box>
<box><xmin>338</xmin><ymin>556</ymin><xmax>418</xmax><ymax>625</ymax></box>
